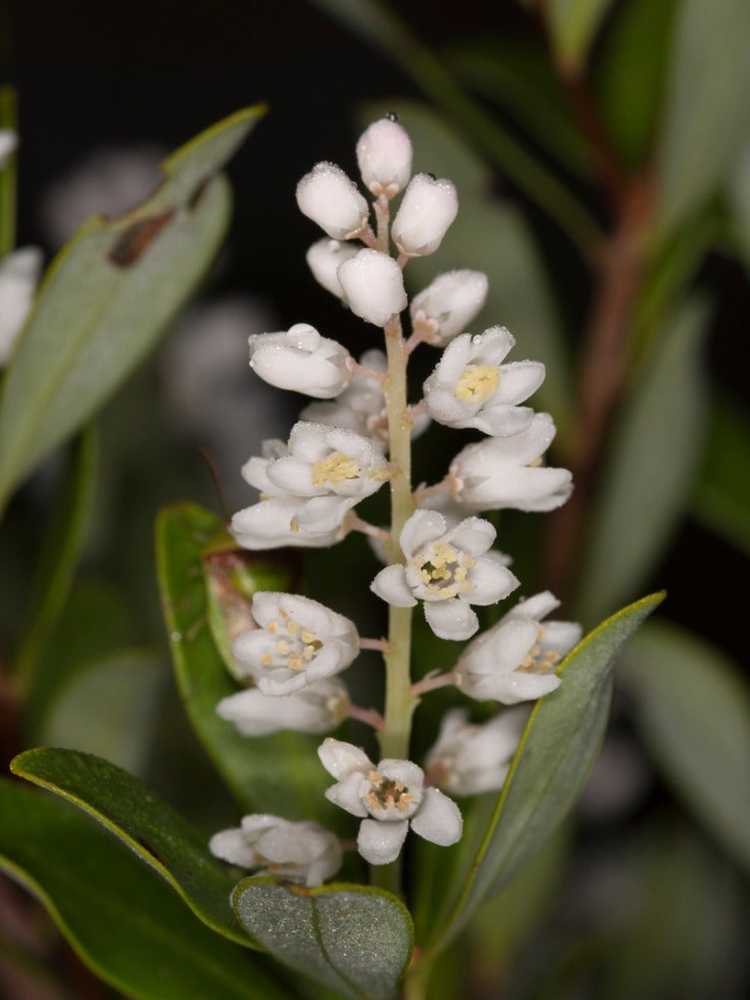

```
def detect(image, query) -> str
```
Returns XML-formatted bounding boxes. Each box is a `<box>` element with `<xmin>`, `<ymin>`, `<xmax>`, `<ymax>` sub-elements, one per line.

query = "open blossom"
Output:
<box><xmin>0</xmin><ymin>247</ymin><xmax>43</xmax><ymax>364</ymax></box>
<box><xmin>249</xmin><ymin>323</ymin><xmax>352</xmax><ymax>399</ymax></box>
<box><xmin>217</xmin><ymin>678</ymin><xmax>350</xmax><ymax>736</ymax></box>
<box><xmin>296</xmin><ymin>161</ymin><xmax>369</xmax><ymax>240</ymax></box>
<box><xmin>232</xmin><ymin>593</ymin><xmax>359</xmax><ymax>696</ymax></box>
<box><xmin>392</xmin><ymin>173</ymin><xmax>458</xmax><ymax>256</ymax></box>
<box><xmin>338</xmin><ymin>249</ymin><xmax>407</xmax><ymax>327</ymax></box>
<box><xmin>356</xmin><ymin>115</ymin><xmax>412</xmax><ymax>196</ymax></box>
<box><xmin>210</xmin><ymin>815</ymin><xmax>342</xmax><ymax>887</ymax></box>
<box><xmin>455</xmin><ymin>592</ymin><xmax>582</xmax><ymax>704</ymax></box>
<box><xmin>450</xmin><ymin>413</ymin><xmax>573</xmax><ymax>512</ymax></box>
<box><xmin>302</xmin><ymin>349</ymin><xmax>430</xmax><ymax>444</ymax></box>
<box><xmin>318</xmin><ymin>738</ymin><xmax>462</xmax><ymax>865</ymax></box>
<box><xmin>231</xmin><ymin>496</ymin><xmax>348</xmax><ymax>550</ymax></box>
<box><xmin>0</xmin><ymin>129</ymin><xmax>17</xmax><ymax>167</ymax></box>
<box><xmin>424</xmin><ymin>326</ymin><xmax>544</xmax><ymax>436</ymax></box>
<box><xmin>425</xmin><ymin>707</ymin><xmax>527</xmax><ymax>796</ymax></box>
<box><xmin>306</xmin><ymin>239</ymin><xmax>359</xmax><ymax>300</ymax></box>
<box><xmin>242</xmin><ymin>421</ymin><xmax>389</xmax><ymax>531</ymax></box>
<box><xmin>410</xmin><ymin>270</ymin><xmax>488</xmax><ymax>346</ymax></box>
<box><xmin>371</xmin><ymin>509</ymin><xmax>519</xmax><ymax>641</ymax></box>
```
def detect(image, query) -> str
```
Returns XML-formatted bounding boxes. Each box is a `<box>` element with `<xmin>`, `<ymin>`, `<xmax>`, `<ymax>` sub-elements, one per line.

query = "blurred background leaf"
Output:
<box><xmin>545</xmin><ymin>0</ymin><xmax>615</xmax><ymax>76</ymax></box>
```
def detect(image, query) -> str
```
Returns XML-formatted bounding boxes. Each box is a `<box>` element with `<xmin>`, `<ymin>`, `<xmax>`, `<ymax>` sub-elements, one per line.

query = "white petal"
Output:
<box><xmin>445</xmin><ymin>516</ymin><xmax>495</xmax><ymax>556</ymax></box>
<box><xmin>410</xmin><ymin>788</ymin><xmax>463</xmax><ymax>846</ymax></box>
<box><xmin>543</xmin><ymin>621</ymin><xmax>583</xmax><ymax>655</ymax></box>
<box><xmin>468</xmin><ymin>555</ymin><xmax>520</xmax><ymax>606</ymax></box>
<box><xmin>325</xmin><ymin>772</ymin><xmax>369</xmax><ymax>817</ymax></box>
<box><xmin>472</xmin><ymin>405</ymin><xmax>534</xmax><ymax>438</ymax></box>
<box><xmin>370</xmin><ymin>565</ymin><xmax>416</xmax><ymax>607</ymax></box>
<box><xmin>399</xmin><ymin>509</ymin><xmax>447</xmax><ymax>558</ymax></box>
<box><xmin>411</xmin><ymin>270</ymin><xmax>488</xmax><ymax>343</ymax></box>
<box><xmin>306</xmin><ymin>239</ymin><xmax>359</xmax><ymax>299</ymax></box>
<box><xmin>377</xmin><ymin>759</ymin><xmax>424</xmax><ymax>797</ymax></box>
<box><xmin>357</xmin><ymin>818</ymin><xmax>409</xmax><ymax>865</ymax></box>
<box><xmin>511</xmin><ymin>591</ymin><xmax>560</xmax><ymax>621</ymax></box>
<box><xmin>424</xmin><ymin>598</ymin><xmax>478</xmax><ymax>641</ymax></box>
<box><xmin>434</xmin><ymin>334</ymin><xmax>473</xmax><ymax>384</ymax></box>
<box><xmin>209</xmin><ymin>828</ymin><xmax>258</xmax><ymax>868</ymax></box>
<box><xmin>494</xmin><ymin>361</ymin><xmax>545</xmax><ymax>405</ymax></box>
<box><xmin>498</xmin><ymin>672</ymin><xmax>561</xmax><ymax>705</ymax></box>
<box><xmin>470</xmin><ymin>326</ymin><xmax>515</xmax><ymax>365</ymax></box>
<box><xmin>317</xmin><ymin>737</ymin><xmax>372</xmax><ymax>780</ymax></box>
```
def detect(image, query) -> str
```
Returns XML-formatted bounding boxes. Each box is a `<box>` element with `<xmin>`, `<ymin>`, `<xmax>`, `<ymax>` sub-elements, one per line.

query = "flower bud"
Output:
<box><xmin>0</xmin><ymin>129</ymin><xmax>18</xmax><ymax>168</ymax></box>
<box><xmin>296</xmin><ymin>161</ymin><xmax>369</xmax><ymax>240</ymax></box>
<box><xmin>338</xmin><ymin>249</ymin><xmax>407</xmax><ymax>327</ymax></box>
<box><xmin>411</xmin><ymin>270</ymin><xmax>488</xmax><ymax>345</ymax></box>
<box><xmin>392</xmin><ymin>173</ymin><xmax>458</xmax><ymax>256</ymax></box>
<box><xmin>356</xmin><ymin>116</ymin><xmax>412</xmax><ymax>196</ymax></box>
<box><xmin>249</xmin><ymin>323</ymin><xmax>352</xmax><ymax>399</ymax></box>
<box><xmin>306</xmin><ymin>239</ymin><xmax>359</xmax><ymax>300</ymax></box>
<box><xmin>216</xmin><ymin>678</ymin><xmax>350</xmax><ymax>736</ymax></box>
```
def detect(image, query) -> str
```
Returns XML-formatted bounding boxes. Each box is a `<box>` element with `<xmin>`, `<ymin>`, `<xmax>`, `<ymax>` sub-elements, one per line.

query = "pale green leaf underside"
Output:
<box><xmin>0</xmin><ymin>105</ymin><xmax>265</xmax><ymax>509</ymax></box>
<box><xmin>232</xmin><ymin>876</ymin><xmax>413</xmax><ymax>1000</ymax></box>
<box><xmin>11</xmin><ymin>747</ymin><xmax>254</xmax><ymax>948</ymax></box>
<box><xmin>623</xmin><ymin>621</ymin><xmax>750</xmax><ymax>873</ymax></box>
<box><xmin>0</xmin><ymin>780</ymin><xmax>281</xmax><ymax>1000</ymax></box>
<box><xmin>427</xmin><ymin>592</ymin><xmax>664</xmax><ymax>952</ymax></box>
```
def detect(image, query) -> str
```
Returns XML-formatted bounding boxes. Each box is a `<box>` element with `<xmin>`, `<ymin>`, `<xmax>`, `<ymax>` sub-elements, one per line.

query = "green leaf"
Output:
<box><xmin>0</xmin><ymin>780</ymin><xmax>283</xmax><ymax>1000</ymax></box>
<box><xmin>10</xmin><ymin>747</ymin><xmax>254</xmax><ymax>947</ymax></box>
<box><xmin>13</xmin><ymin>425</ymin><xmax>98</xmax><ymax>693</ymax></box>
<box><xmin>655</xmin><ymin>0</ymin><xmax>750</xmax><ymax>239</ymax></box>
<box><xmin>623</xmin><ymin>622</ymin><xmax>750</xmax><ymax>872</ymax></box>
<box><xmin>232</xmin><ymin>876</ymin><xmax>413</xmax><ymax>999</ymax></box>
<box><xmin>594</xmin><ymin>0</ymin><xmax>678</xmax><ymax>167</ymax></box>
<box><xmin>422</xmin><ymin>592</ymin><xmax>664</xmax><ymax>953</ymax></box>
<box><xmin>693</xmin><ymin>396</ymin><xmax>750</xmax><ymax>558</ymax></box>
<box><xmin>362</xmin><ymin>100</ymin><xmax>575</xmax><ymax>435</ymax></box>
<box><xmin>0</xmin><ymin>105</ymin><xmax>265</xmax><ymax>512</ymax></box>
<box><xmin>156</xmin><ymin>502</ymin><xmax>337</xmax><ymax>822</ymax></box>
<box><xmin>0</xmin><ymin>85</ymin><xmax>17</xmax><ymax>253</ymax></box>
<box><xmin>546</xmin><ymin>0</ymin><xmax>615</xmax><ymax>74</ymax></box>
<box><xmin>576</xmin><ymin>300</ymin><xmax>708</xmax><ymax>625</ymax></box>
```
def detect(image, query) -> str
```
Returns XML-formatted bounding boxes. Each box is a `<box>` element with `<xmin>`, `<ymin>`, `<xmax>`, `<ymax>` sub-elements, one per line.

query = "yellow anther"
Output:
<box><xmin>260</xmin><ymin>654</ymin><xmax>272</xmax><ymax>667</ymax></box>
<box><xmin>303</xmin><ymin>645</ymin><xmax>316</xmax><ymax>660</ymax></box>
<box><xmin>312</xmin><ymin>451</ymin><xmax>361</xmax><ymax>486</ymax></box>
<box><xmin>286</xmin><ymin>620</ymin><xmax>300</xmax><ymax>636</ymax></box>
<box><xmin>454</xmin><ymin>364</ymin><xmax>499</xmax><ymax>403</ymax></box>
<box><xmin>267</xmin><ymin>621</ymin><xmax>279</xmax><ymax>633</ymax></box>
<box><xmin>301</xmin><ymin>630</ymin><xmax>317</xmax><ymax>644</ymax></box>
<box><xmin>288</xmin><ymin>656</ymin><xmax>304</xmax><ymax>671</ymax></box>
<box><xmin>276</xmin><ymin>640</ymin><xmax>290</xmax><ymax>655</ymax></box>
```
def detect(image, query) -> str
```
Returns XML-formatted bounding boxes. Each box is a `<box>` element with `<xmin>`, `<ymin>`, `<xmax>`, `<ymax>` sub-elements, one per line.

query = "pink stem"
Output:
<box><xmin>348</xmin><ymin>514</ymin><xmax>390</xmax><ymax>542</ymax></box>
<box><xmin>413</xmin><ymin>476</ymin><xmax>451</xmax><ymax>503</ymax></box>
<box><xmin>349</xmin><ymin>360</ymin><xmax>386</xmax><ymax>383</ymax></box>
<box><xmin>359</xmin><ymin>225</ymin><xmax>379</xmax><ymax>249</ymax></box>
<box><xmin>412</xmin><ymin>672</ymin><xmax>457</xmax><ymax>697</ymax></box>
<box><xmin>360</xmin><ymin>637</ymin><xmax>389</xmax><ymax>652</ymax></box>
<box><xmin>347</xmin><ymin>704</ymin><xmax>385</xmax><ymax>731</ymax></box>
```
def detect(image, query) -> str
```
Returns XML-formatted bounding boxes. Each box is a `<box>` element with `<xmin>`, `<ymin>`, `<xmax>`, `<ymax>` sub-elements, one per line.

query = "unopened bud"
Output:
<box><xmin>411</xmin><ymin>269</ymin><xmax>488</xmax><ymax>344</ymax></box>
<box><xmin>296</xmin><ymin>161</ymin><xmax>369</xmax><ymax>240</ymax></box>
<box><xmin>356</xmin><ymin>117</ymin><xmax>412</xmax><ymax>197</ymax></box>
<box><xmin>338</xmin><ymin>249</ymin><xmax>407</xmax><ymax>327</ymax></box>
<box><xmin>392</xmin><ymin>173</ymin><xmax>458</xmax><ymax>256</ymax></box>
<box><xmin>306</xmin><ymin>239</ymin><xmax>359</xmax><ymax>300</ymax></box>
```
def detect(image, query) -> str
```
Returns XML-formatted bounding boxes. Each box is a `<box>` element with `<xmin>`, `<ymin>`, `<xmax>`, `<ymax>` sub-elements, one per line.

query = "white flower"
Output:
<box><xmin>242</xmin><ymin>421</ymin><xmax>389</xmax><ymax>532</ymax></box>
<box><xmin>450</xmin><ymin>413</ymin><xmax>573</xmax><ymax>512</ymax></box>
<box><xmin>210</xmin><ymin>815</ymin><xmax>342</xmax><ymax>886</ymax></box>
<box><xmin>0</xmin><ymin>129</ymin><xmax>17</xmax><ymax>168</ymax></box>
<box><xmin>302</xmin><ymin>349</ymin><xmax>430</xmax><ymax>444</ymax></box>
<box><xmin>296</xmin><ymin>161</ymin><xmax>369</xmax><ymax>240</ymax></box>
<box><xmin>392</xmin><ymin>173</ymin><xmax>458</xmax><ymax>257</ymax></box>
<box><xmin>356</xmin><ymin>115</ymin><xmax>412</xmax><ymax>196</ymax></box>
<box><xmin>306</xmin><ymin>239</ymin><xmax>359</xmax><ymax>300</ymax></box>
<box><xmin>338</xmin><ymin>249</ymin><xmax>407</xmax><ymax>327</ymax></box>
<box><xmin>425</xmin><ymin>707</ymin><xmax>528</xmax><ymax>795</ymax></box>
<box><xmin>370</xmin><ymin>509</ymin><xmax>519</xmax><ymax>641</ymax></box>
<box><xmin>0</xmin><ymin>247</ymin><xmax>43</xmax><ymax>364</ymax></box>
<box><xmin>424</xmin><ymin>326</ymin><xmax>544</xmax><ymax>436</ymax></box>
<box><xmin>217</xmin><ymin>678</ymin><xmax>350</xmax><ymax>736</ymax></box>
<box><xmin>410</xmin><ymin>270</ymin><xmax>488</xmax><ymax>345</ymax></box>
<box><xmin>318</xmin><ymin>738</ymin><xmax>462</xmax><ymax>865</ymax></box>
<box><xmin>248</xmin><ymin>323</ymin><xmax>352</xmax><ymax>399</ymax></box>
<box><xmin>232</xmin><ymin>593</ymin><xmax>359</xmax><ymax>696</ymax></box>
<box><xmin>455</xmin><ymin>591</ymin><xmax>582</xmax><ymax>704</ymax></box>
<box><xmin>231</xmin><ymin>496</ymin><xmax>348</xmax><ymax>550</ymax></box>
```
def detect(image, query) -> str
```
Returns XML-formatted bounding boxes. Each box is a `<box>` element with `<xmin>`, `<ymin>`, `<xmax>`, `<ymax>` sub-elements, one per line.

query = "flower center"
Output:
<box><xmin>417</xmin><ymin>542</ymin><xmax>475</xmax><ymax>600</ymax></box>
<box><xmin>517</xmin><ymin>628</ymin><xmax>560</xmax><ymax>674</ymax></box>
<box><xmin>454</xmin><ymin>365</ymin><xmax>499</xmax><ymax>403</ymax></box>
<box><xmin>366</xmin><ymin>770</ymin><xmax>413</xmax><ymax>813</ymax></box>
<box><xmin>261</xmin><ymin>611</ymin><xmax>323</xmax><ymax>671</ymax></box>
<box><xmin>312</xmin><ymin>451</ymin><xmax>362</xmax><ymax>486</ymax></box>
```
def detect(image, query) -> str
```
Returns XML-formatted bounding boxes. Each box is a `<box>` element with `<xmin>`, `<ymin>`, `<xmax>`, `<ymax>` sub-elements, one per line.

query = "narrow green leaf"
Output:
<box><xmin>14</xmin><ymin>425</ymin><xmax>98</xmax><ymax>692</ymax></box>
<box><xmin>232</xmin><ymin>876</ymin><xmax>413</xmax><ymax>999</ymax></box>
<box><xmin>156</xmin><ymin>502</ymin><xmax>337</xmax><ymax>822</ymax></box>
<box><xmin>362</xmin><ymin>100</ymin><xmax>575</xmax><ymax>434</ymax></box>
<box><xmin>0</xmin><ymin>85</ymin><xmax>17</xmax><ymax>254</ymax></box>
<box><xmin>316</xmin><ymin>0</ymin><xmax>601</xmax><ymax>252</ymax></box>
<box><xmin>623</xmin><ymin>622</ymin><xmax>750</xmax><ymax>872</ymax></box>
<box><xmin>0</xmin><ymin>780</ymin><xmax>283</xmax><ymax>1000</ymax></box>
<box><xmin>424</xmin><ymin>592</ymin><xmax>664</xmax><ymax>952</ymax></box>
<box><xmin>0</xmin><ymin>105</ymin><xmax>265</xmax><ymax>511</ymax></box>
<box><xmin>693</xmin><ymin>397</ymin><xmax>750</xmax><ymax>558</ymax></box>
<box><xmin>546</xmin><ymin>0</ymin><xmax>615</xmax><ymax>74</ymax></box>
<box><xmin>10</xmin><ymin>747</ymin><xmax>255</xmax><ymax>947</ymax></box>
<box><xmin>576</xmin><ymin>300</ymin><xmax>708</xmax><ymax>625</ymax></box>
<box><xmin>656</xmin><ymin>0</ymin><xmax>750</xmax><ymax>239</ymax></box>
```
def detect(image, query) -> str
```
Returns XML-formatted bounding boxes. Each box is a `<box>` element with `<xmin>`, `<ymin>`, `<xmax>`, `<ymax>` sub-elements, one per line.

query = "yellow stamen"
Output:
<box><xmin>455</xmin><ymin>364</ymin><xmax>499</xmax><ymax>403</ymax></box>
<box><xmin>312</xmin><ymin>451</ymin><xmax>361</xmax><ymax>486</ymax></box>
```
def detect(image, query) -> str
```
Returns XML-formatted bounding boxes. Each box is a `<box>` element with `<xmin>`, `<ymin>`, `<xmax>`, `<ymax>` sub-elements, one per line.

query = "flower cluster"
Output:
<box><xmin>209</xmin><ymin>115</ymin><xmax>580</xmax><ymax>884</ymax></box>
